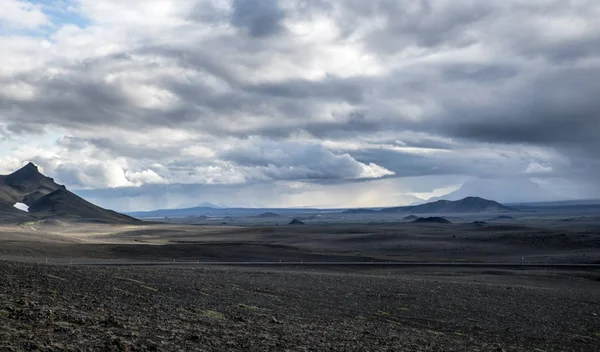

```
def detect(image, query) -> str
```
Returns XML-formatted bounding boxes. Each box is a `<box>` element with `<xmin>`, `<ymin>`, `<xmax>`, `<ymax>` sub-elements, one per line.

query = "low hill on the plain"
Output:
<box><xmin>343</xmin><ymin>197</ymin><xmax>515</xmax><ymax>215</ymax></box>
<box><xmin>252</xmin><ymin>212</ymin><xmax>282</xmax><ymax>218</ymax></box>
<box><xmin>411</xmin><ymin>217</ymin><xmax>452</xmax><ymax>224</ymax></box>
<box><xmin>488</xmin><ymin>215</ymin><xmax>515</xmax><ymax>221</ymax></box>
<box><xmin>0</xmin><ymin>162</ymin><xmax>138</xmax><ymax>223</ymax></box>
<box><xmin>381</xmin><ymin>197</ymin><xmax>516</xmax><ymax>214</ymax></box>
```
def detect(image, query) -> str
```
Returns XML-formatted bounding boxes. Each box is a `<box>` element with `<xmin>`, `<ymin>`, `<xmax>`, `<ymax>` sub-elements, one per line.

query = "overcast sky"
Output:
<box><xmin>1</xmin><ymin>0</ymin><xmax>599</xmax><ymax>211</ymax></box>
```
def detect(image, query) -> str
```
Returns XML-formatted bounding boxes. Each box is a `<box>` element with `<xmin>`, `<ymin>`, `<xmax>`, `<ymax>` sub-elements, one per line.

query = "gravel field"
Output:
<box><xmin>1</xmin><ymin>261</ymin><xmax>599</xmax><ymax>351</ymax></box>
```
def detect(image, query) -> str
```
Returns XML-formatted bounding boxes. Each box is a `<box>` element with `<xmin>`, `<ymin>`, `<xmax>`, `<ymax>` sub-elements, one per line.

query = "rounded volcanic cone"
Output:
<box><xmin>288</xmin><ymin>219</ymin><xmax>305</xmax><ymax>225</ymax></box>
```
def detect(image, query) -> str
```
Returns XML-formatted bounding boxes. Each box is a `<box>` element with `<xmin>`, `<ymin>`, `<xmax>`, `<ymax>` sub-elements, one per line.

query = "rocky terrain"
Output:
<box><xmin>1</xmin><ymin>261</ymin><xmax>599</xmax><ymax>351</ymax></box>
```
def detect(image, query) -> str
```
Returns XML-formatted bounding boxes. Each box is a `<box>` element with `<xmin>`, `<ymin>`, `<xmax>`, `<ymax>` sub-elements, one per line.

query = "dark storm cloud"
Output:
<box><xmin>230</xmin><ymin>0</ymin><xmax>285</xmax><ymax>37</ymax></box>
<box><xmin>302</xmin><ymin>111</ymin><xmax>383</xmax><ymax>139</ymax></box>
<box><xmin>363</xmin><ymin>1</ymin><xmax>494</xmax><ymax>53</ymax></box>
<box><xmin>247</xmin><ymin>76</ymin><xmax>365</xmax><ymax>103</ymax></box>
<box><xmin>0</xmin><ymin>68</ymin><xmax>136</xmax><ymax>131</ymax></box>
<box><xmin>349</xmin><ymin>148</ymin><xmax>501</xmax><ymax>179</ymax></box>
<box><xmin>440</xmin><ymin>63</ymin><xmax>520</xmax><ymax>82</ymax></box>
<box><xmin>58</xmin><ymin>137</ymin><xmax>177</xmax><ymax>160</ymax></box>
<box><xmin>439</xmin><ymin>66</ymin><xmax>600</xmax><ymax>151</ymax></box>
<box><xmin>514</xmin><ymin>34</ymin><xmax>600</xmax><ymax>64</ymax></box>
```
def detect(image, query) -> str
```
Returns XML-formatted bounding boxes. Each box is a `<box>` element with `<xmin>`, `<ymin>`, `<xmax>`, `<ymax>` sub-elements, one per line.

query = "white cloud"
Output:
<box><xmin>55</xmin><ymin>161</ymin><xmax>133</xmax><ymax>188</ymax></box>
<box><xmin>525</xmin><ymin>162</ymin><xmax>553</xmax><ymax>174</ymax></box>
<box><xmin>126</xmin><ymin>169</ymin><xmax>168</xmax><ymax>185</ymax></box>
<box><xmin>0</xmin><ymin>0</ymin><xmax>48</xmax><ymax>29</ymax></box>
<box><xmin>358</xmin><ymin>162</ymin><xmax>395</xmax><ymax>179</ymax></box>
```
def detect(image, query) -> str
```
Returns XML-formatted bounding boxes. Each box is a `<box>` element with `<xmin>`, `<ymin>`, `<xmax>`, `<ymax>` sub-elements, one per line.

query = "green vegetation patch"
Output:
<box><xmin>201</xmin><ymin>310</ymin><xmax>225</xmax><ymax>320</ymax></box>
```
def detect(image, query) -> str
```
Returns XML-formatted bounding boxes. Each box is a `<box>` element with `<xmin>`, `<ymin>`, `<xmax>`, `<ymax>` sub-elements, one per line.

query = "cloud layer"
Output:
<box><xmin>1</xmin><ymin>0</ymin><xmax>599</xmax><ymax>209</ymax></box>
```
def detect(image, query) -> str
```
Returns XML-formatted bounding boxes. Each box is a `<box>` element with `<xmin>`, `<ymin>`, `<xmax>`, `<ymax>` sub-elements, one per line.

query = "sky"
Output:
<box><xmin>1</xmin><ymin>0</ymin><xmax>599</xmax><ymax>211</ymax></box>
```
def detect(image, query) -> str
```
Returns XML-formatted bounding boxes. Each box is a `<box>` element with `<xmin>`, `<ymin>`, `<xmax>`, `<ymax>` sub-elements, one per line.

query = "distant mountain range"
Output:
<box><xmin>0</xmin><ymin>163</ymin><xmax>137</xmax><ymax>223</ymax></box>
<box><xmin>128</xmin><ymin>196</ymin><xmax>516</xmax><ymax>218</ymax></box>
<box><xmin>344</xmin><ymin>197</ymin><xmax>515</xmax><ymax>214</ymax></box>
<box><xmin>126</xmin><ymin>206</ymin><xmax>340</xmax><ymax>218</ymax></box>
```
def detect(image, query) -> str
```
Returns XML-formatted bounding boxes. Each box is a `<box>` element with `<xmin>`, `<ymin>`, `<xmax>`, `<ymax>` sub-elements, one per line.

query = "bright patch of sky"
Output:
<box><xmin>0</xmin><ymin>0</ymin><xmax>88</xmax><ymax>37</ymax></box>
<box><xmin>0</xmin><ymin>126</ymin><xmax>65</xmax><ymax>158</ymax></box>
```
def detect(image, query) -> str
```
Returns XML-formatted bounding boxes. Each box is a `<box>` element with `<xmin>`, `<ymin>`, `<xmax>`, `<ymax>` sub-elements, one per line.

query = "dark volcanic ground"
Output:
<box><xmin>2</xmin><ymin>220</ymin><xmax>600</xmax><ymax>264</ymax></box>
<box><xmin>1</xmin><ymin>261</ymin><xmax>599</xmax><ymax>351</ymax></box>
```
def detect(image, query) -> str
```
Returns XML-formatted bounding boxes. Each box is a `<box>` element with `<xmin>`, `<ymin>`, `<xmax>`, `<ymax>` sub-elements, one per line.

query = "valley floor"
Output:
<box><xmin>1</xmin><ymin>220</ymin><xmax>600</xmax><ymax>264</ymax></box>
<box><xmin>1</xmin><ymin>262</ymin><xmax>599</xmax><ymax>351</ymax></box>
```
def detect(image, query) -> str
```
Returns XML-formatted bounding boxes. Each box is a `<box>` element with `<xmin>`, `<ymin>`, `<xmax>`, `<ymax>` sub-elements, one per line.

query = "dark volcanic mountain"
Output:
<box><xmin>0</xmin><ymin>163</ymin><xmax>60</xmax><ymax>205</ymax></box>
<box><xmin>0</xmin><ymin>163</ymin><xmax>137</xmax><ymax>223</ymax></box>
<box><xmin>380</xmin><ymin>197</ymin><xmax>516</xmax><ymax>214</ymax></box>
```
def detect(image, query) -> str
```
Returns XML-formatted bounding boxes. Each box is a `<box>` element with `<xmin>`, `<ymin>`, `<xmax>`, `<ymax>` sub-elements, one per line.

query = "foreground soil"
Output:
<box><xmin>1</xmin><ymin>262</ymin><xmax>599</xmax><ymax>351</ymax></box>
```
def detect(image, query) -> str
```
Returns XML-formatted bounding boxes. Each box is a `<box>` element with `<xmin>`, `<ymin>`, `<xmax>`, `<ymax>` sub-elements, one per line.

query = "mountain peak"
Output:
<box><xmin>24</xmin><ymin>161</ymin><xmax>38</xmax><ymax>169</ymax></box>
<box><xmin>5</xmin><ymin>162</ymin><xmax>44</xmax><ymax>182</ymax></box>
<box><xmin>15</xmin><ymin>162</ymin><xmax>39</xmax><ymax>173</ymax></box>
<box><xmin>19</xmin><ymin>161</ymin><xmax>39</xmax><ymax>172</ymax></box>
